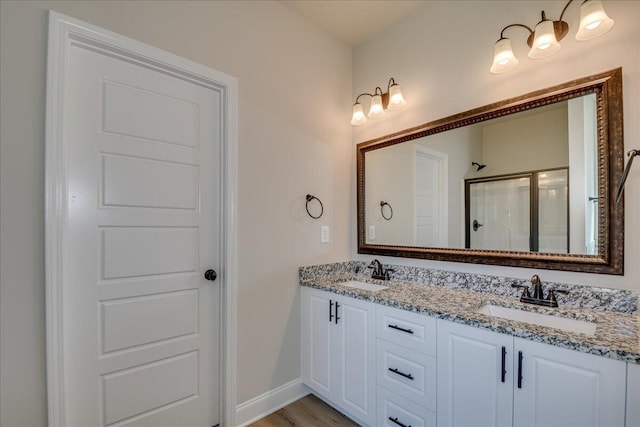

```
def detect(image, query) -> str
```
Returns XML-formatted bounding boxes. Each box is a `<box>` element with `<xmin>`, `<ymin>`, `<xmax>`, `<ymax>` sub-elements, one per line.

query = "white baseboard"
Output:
<box><xmin>235</xmin><ymin>378</ymin><xmax>311</xmax><ymax>426</ymax></box>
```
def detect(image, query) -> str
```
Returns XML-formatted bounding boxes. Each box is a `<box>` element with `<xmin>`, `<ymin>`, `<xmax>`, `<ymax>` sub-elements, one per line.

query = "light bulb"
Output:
<box><xmin>387</xmin><ymin>83</ymin><xmax>407</xmax><ymax>110</ymax></box>
<box><xmin>351</xmin><ymin>103</ymin><xmax>367</xmax><ymax>126</ymax></box>
<box><xmin>576</xmin><ymin>0</ymin><xmax>614</xmax><ymax>41</ymax></box>
<box><xmin>368</xmin><ymin>94</ymin><xmax>385</xmax><ymax>118</ymax></box>
<box><xmin>529</xmin><ymin>20</ymin><xmax>561</xmax><ymax>59</ymax></box>
<box><xmin>490</xmin><ymin>38</ymin><xmax>519</xmax><ymax>73</ymax></box>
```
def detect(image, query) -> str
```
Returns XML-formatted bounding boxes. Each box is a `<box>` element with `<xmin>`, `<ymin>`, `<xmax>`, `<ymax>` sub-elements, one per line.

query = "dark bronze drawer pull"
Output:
<box><xmin>389</xmin><ymin>324</ymin><xmax>414</xmax><ymax>335</ymax></box>
<box><xmin>389</xmin><ymin>416</ymin><xmax>411</xmax><ymax>427</ymax></box>
<box><xmin>388</xmin><ymin>367</ymin><xmax>414</xmax><ymax>380</ymax></box>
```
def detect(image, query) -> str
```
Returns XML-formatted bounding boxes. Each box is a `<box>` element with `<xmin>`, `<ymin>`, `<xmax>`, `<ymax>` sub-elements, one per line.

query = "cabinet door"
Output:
<box><xmin>513</xmin><ymin>338</ymin><xmax>626</xmax><ymax>427</ymax></box>
<box><xmin>437</xmin><ymin>320</ymin><xmax>513</xmax><ymax>427</ymax></box>
<box><xmin>301</xmin><ymin>287</ymin><xmax>334</xmax><ymax>397</ymax></box>
<box><xmin>378</xmin><ymin>386</ymin><xmax>436</xmax><ymax>427</ymax></box>
<box><xmin>377</xmin><ymin>339</ymin><xmax>437</xmax><ymax>410</ymax></box>
<box><xmin>627</xmin><ymin>362</ymin><xmax>640</xmax><ymax>427</ymax></box>
<box><xmin>333</xmin><ymin>294</ymin><xmax>376</xmax><ymax>426</ymax></box>
<box><xmin>377</xmin><ymin>304</ymin><xmax>437</xmax><ymax>356</ymax></box>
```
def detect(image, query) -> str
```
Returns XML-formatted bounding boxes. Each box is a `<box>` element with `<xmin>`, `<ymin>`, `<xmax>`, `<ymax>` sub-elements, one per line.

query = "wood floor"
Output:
<box><xmin>248</xmin><ymin>394</ymin><xmax>361</xmax><ymax>427</ymax></box>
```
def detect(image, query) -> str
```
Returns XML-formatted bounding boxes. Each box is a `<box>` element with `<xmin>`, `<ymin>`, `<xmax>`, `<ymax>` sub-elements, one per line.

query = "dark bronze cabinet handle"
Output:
<box><xmin>388</xmin><ymin>367</ymin><xmax>414</xmax><ymax>380</ymax></box>
<box><xmin>388</xmin><ymin>416</ymin><xmax>411</xmax><ymax>427</ymax></box>
<box><xmin>329</xmin><ymin>300</ymin><xmax>334</xmax><ymax>323</ymax></box>
<box><xmin>518</xmin><ymin>351</ymin><xmax>523</xmax><ymax>388</ymax></box>
<box><xmin>389</xmin><ymin>324</ymin><xmax>414</xmax><ymax>335</ymax></box>
<box><xmin>335</xmin><ymin>302</ymin><xmax>340</xmax><ymax>324</ymax></box>
<box><xmin>501</xmin><ymin>346</ymin><xmax>506</xmax><ymax>383</ymax></box>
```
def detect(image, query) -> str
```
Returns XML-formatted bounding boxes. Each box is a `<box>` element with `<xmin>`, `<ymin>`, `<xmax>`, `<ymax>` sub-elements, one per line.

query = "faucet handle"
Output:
<box><xmin>546</xmin><ymin>289</ymin><xmax>569</xmax><ymax>303</ymax></box>
<box><xmin>384</xmin><ymin>268</ymin><xmax>395</xmax><ymax>280</ymax></box>
<box><xmin>511</xmin><ymin>283</ymin><xmax>531</xmax><ymax>298</ymax></box>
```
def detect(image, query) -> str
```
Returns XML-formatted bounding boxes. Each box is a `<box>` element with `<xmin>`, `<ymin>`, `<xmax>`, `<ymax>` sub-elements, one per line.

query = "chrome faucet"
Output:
<box><xmin>367</xmin><ymin>259</ymin><xmax>393</xmax><ymax>280</ymax></box>
<box><xmin>511</xmin><ymin>275</ymin><xmax>569</xmax><ymax>307</ymax></box>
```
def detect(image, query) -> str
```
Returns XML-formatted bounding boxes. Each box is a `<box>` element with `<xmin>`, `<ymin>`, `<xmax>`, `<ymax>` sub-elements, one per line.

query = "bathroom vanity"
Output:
<box><xmin>304</xmin><ymin>68</ymin><xmax>639</xmax><ymax>427</ymax></box>
<box><xmin>300</xmin><ymin>262</ymin><xmax>640</xmax><ymax>427</ymax></box>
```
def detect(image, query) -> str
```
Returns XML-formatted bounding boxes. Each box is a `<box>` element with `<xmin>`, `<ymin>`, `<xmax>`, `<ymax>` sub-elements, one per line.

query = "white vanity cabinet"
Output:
<box><xmin>376</xmin><ymin>305</ymin><xmax>437</xmax><ymax>427</ymax></box>
<box><xmin>437</xmin><ymin>320</ymin><xmax>514</xmax><ymax>427</ymax></box>
<box><xmin>513</xmin><ymin>337</ymin><xmax>626</xmax><ymax>427</ymax></box>
<box><xmin>437</xmin><ymin>320</ymin><xmax>627</xmax><ymax>427</ymax></box>
<box><xmin>627</xmin><ymin>362</ymin><xmax>640</xmax><ymax>427</ymax></box>
<box><xmin>300</xmin><ymin>287</ymin><xmax>376</xmax><ymax>426</ymax></box>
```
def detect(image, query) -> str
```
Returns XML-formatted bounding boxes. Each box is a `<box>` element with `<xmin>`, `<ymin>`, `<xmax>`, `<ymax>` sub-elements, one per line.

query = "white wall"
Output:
<box><xmin>0</xmin><ymin>1</ymin><xmax>352</xmax><ymax>425</ymax></box>
<box><xmin>365</xmin><ymin>142</ymin><xmax>415</xmax><ymax>245</ymax></box>
<box><xmin>365</xmin><ymin>125</ymin><xmax>480</xmax><ymax>248</ymax></box>
<box><xmin>482</xmin><ymin>105</ymin><xmax>569</xmax><ymax>176</ymax></box>
<box><xmin>352</xmin><ymin>0</ymin><xmax>640</xmax><ymax>290</ymax></box>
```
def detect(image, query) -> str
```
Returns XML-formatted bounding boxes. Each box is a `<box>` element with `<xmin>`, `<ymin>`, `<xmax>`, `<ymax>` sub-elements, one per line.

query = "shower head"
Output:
<box><xmin>472</xmin><ymin>162</ymin><xmax>487</xmax><ymax>171</ymax></box>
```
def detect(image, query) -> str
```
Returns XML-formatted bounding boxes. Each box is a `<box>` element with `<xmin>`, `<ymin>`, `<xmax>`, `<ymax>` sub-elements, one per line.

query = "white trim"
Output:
<box><xmin>236</xmin><ymin>379</ymin><xmax>311</xmax><ymax>427</ymax></box>
<box><xmin>45</xmin><ymin>11</ymin><xmax>238</xmax><ymax>427</ymax></box>
<box><xmin>221</xmin><ymin>52</ymin><xmax>239</xmax><ymax>427</ymax></box>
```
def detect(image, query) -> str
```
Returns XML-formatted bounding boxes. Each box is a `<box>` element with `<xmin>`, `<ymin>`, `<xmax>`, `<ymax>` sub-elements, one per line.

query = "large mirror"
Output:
<box><xmin>357</xmin><ymin>69</ymin><xmax>624</xmax><ymax>274</ymax></box>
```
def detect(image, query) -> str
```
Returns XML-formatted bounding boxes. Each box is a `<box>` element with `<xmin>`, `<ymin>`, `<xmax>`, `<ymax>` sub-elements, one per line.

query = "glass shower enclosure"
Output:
<box><xmin>466</xmin><ymin>168</ymin><xmax>569</xmax><ymax>253</ymax></box>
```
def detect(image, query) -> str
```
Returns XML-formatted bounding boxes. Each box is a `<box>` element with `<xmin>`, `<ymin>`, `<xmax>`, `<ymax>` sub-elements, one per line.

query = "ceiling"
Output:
<box><xmin>279</xmin><ymin>1</ymin><xmax>427</xmax><ymax>47</ymax></box>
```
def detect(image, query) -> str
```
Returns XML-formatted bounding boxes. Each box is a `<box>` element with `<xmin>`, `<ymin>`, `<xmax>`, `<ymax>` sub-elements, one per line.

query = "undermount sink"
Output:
<box><xmin>477</xmin><ymin>304</ymin><xmax>597</xmax><ymax>336</ymax></box>
<box><xmin>338</xmin><ymin>280</ymin><xmax>389</xmax><ymax>292</ymax></box>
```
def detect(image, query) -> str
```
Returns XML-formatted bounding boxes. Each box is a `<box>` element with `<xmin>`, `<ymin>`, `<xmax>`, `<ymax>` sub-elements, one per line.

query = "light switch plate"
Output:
<box><xmin>369</xmin><ymin>225</ymin><xmax>375</xmax><ymax>240</ymax></box>
<box><xmin>320</xmin><ymin>226</ymin><xmax>330</xmax><ymax>243</ymax></box>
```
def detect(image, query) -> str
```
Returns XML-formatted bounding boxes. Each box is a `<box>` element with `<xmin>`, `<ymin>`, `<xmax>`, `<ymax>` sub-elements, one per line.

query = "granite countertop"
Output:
<box><xmin>300</xmin><ymin>272</ymin><xmax>640</xmax><ymax>364</ymax></box>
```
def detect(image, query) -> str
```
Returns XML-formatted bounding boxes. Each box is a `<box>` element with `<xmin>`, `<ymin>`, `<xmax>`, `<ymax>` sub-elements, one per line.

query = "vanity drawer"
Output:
<box><xmin>378</xmin><ymin>385</ymin><xmax>436</xmax><ymax>427</ymax></box>
<box><xmin>376</xmin><ymin>305</ymin><xmax>436</xmax><ymax>356</ymax></box>
<box><xmin>377</xmin><ymin>339</ymin><xmax>436</xmax><ymax>410</ymax></box>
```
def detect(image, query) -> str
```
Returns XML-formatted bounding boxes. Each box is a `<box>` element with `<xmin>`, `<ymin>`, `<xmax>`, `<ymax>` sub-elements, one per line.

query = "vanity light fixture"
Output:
<box><xmin>490</xmin><ymin>0</ymin><xmax>614</xmax><ymax>74</ymax></box>
<box><xmin>351</xmin><ymin>78</ymin><xmax>407</xmax><ymax>126</ymax></box>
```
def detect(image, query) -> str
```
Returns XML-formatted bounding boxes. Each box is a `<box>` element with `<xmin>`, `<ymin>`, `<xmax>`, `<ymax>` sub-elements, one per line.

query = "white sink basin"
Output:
<box><xmin>477</xmin><ymin>304</ymin><xmax>597</xmax><ymax>336</ymax></box>
<box><xmin>338</xmin><ymin>280</ymin><xmax>389</xmax><ymax>292</ymax></box>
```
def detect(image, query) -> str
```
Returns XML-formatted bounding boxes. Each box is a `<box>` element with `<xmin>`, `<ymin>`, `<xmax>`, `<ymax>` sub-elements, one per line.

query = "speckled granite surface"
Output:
<box><xmin>300</xmin><ymin>261</ymin><xmax>638</xmax><ymax>313</ymax></box>
<box><xmin>299</xmin><ymin>262</ymin><xmax>640</xmax><ymax>364</ymax></box>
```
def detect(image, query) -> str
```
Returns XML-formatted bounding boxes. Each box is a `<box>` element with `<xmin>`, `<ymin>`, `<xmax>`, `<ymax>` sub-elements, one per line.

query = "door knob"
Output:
<box><xmin>204</xmin><ymin>269</ymin><xmax>217</xmax><ymax>281</ymax></box>
<box><xmin>473</xmin><ymin>219</ymin><xmax>484</xmax><ymax>231</ymax></box>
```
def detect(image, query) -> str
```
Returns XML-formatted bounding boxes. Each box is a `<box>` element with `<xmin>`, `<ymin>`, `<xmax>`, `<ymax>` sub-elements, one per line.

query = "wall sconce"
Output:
<box><xmin>490</xmin><ymin>0</ymin><xmax>614</xmax><ymax>74</ymax></box>
<box><xmin>351</xmin><ymin>78</ymin><xmax>407</xmax><ymax>126</ymax></box>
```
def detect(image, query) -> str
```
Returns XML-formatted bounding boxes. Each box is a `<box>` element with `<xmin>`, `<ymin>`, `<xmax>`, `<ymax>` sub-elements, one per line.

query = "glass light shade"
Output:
<box><xmin>387</xmin><ymin>84</ymin><xmax>407</xmax><ymax>110</ymax></box>
<box><xmin>576</xmin><ymin>0</ymin><xmax>614</xmax><ymax>41</ymax></box>
<box><xmin>490</xmin><ymin>38</ymin><xmax>519</xmax><ymax>73</ymax></box>
<box><xmin>528</xmin><ymin>20</ymin><xmax>561</xmax><ymax>59</ymax></box>
<box><xmin>351</xmin><ymin>103</ymin><xmax>367</xmax><ymax>126</ymax></box>
<box><xmin>368</xmin><ymin>94</ymin><xmax>385</xmax><ymax>118</ymax></box>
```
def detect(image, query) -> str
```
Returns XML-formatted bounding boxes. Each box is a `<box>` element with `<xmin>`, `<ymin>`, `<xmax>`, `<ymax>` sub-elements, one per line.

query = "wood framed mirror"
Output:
<box><xmin>357</xmin><ymin>68</ymin><xmax>624</xmax><ymax>274</ymax></box>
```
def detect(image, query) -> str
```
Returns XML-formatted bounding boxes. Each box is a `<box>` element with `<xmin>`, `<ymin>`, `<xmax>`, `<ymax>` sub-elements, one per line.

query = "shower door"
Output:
<box><xmin>466</xmin><ymin>169</ymin><xmax>569</xmax><ymax>253</ymax></box>
<box><xmin>467</xmin><ymin>176</ymin><xmax>531</xmax><ymax>251</ymax></box>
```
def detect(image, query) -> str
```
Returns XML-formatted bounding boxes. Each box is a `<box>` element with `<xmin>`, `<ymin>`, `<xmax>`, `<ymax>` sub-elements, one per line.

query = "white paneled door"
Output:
<box><xmin>46</xmin><ymin>13</ymin><xmax>235</xmax><ymax>427</ymax></box>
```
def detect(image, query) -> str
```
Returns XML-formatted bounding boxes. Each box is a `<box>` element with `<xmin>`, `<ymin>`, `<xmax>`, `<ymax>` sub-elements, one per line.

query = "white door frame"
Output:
<box><xmin>45</xmin><ymin>11</ymin><xmax>238</xmax><ymax>426</ymax></box>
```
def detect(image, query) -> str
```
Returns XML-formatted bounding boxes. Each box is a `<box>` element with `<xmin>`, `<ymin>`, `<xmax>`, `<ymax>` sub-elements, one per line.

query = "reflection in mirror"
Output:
<box><xmin>357</xmin><ymin>68</ymin><xmax>624</xmax><ymax>274</ymax></box>
<box><xmin>365</xmin><ymin>95</ymin><xmax>597</xmax><ymax>254</ymax></box>
<box><xmin>466</xmin><ymin>168</ymin><xmax>572</xmax><ymax>254</ymax></box>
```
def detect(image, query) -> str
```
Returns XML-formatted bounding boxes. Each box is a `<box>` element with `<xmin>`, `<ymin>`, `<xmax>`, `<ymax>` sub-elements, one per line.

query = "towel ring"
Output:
<box><xmin>305</xmin><ymin>194</ymin><xmax>324</xmax><ymax>219</ymax></box>
<box><xmin>380</xmin><ymin>201</ymin><xmax>393</xmax><ymax>220</ymax></box>
<box><xmin>616</xmin><ymin>149</ymin><xmax>639</xmax><ymax>203</ymax></box>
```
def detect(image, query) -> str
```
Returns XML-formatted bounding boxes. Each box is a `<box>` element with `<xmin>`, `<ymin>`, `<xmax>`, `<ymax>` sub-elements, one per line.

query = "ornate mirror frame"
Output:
<box><xmin>357</xmin><ymin>68</ymin><xmax>624</xmax><ymax>274</ymax></box>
